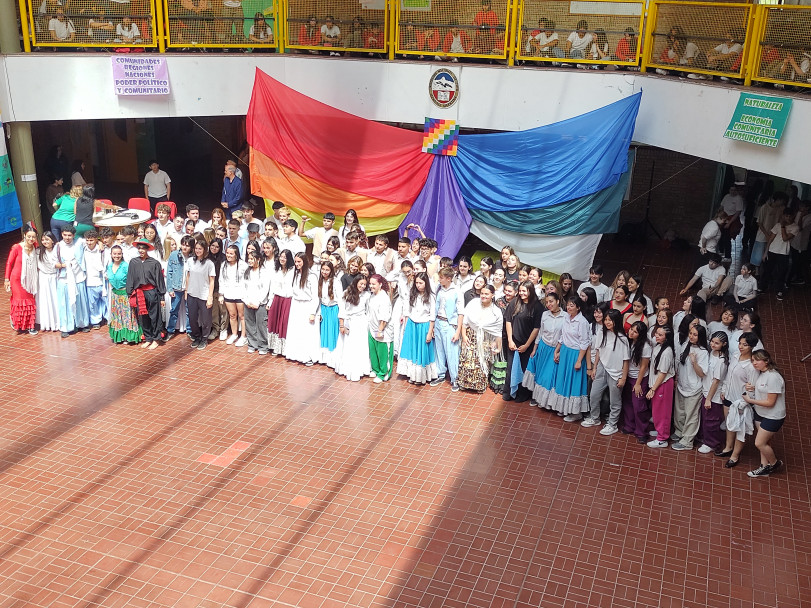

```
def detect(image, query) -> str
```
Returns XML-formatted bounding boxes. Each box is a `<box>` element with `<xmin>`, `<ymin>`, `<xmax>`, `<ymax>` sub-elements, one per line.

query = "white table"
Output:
<box><xmin>95</xmin><ymin>209</ymin><xmax>152</xmax><ymax>228</ymax></box>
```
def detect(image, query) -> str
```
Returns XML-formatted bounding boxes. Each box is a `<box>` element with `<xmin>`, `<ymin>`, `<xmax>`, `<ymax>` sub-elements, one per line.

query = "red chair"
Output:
<box><xmin>128</xmin><ymin>197</ymin><xmax>151</xmax><ymax>215</ymax></box>
<box><xmin>163</xmin><ymin>201</ymin><xmax>178</xmax><ymax>219</ymax></box>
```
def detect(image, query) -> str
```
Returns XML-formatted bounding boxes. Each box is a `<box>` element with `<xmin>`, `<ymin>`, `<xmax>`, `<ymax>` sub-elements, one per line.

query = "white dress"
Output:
<box><xmin>285</xmin><ymin>272</ymin><xmax>320</xmax><ymax>364</ymax></box>
<box><xmin>334</xmin><ymin>291</ymin><xmax>371</xmax><ymax>381</ymax></box>
<box><xmin>36</xmin><ymin>248</ymin><xmax>59</xmax><ymax>331</ymax></box>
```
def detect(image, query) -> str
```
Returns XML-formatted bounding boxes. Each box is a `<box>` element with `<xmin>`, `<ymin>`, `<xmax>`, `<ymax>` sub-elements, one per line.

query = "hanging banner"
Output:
<box><xmin>723</xmin><ymin>93</ymin><xmax>792</xmax><ymax>148</ymax></box>
<box><xmin>0</xmin><ymin>119</ymin><xmax>23</xmax><ymax>235</ymax></box>
<box><xmin>111</xmin><ymin>56</ymin><xmax>171</xmax><ymax>96</ymax></box>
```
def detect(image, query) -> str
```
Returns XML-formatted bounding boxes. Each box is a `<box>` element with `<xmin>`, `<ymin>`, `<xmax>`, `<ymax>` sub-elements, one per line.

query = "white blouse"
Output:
<box><xmin>559</xmin><ymin>312</ymin><xmax>591</xmax><ymax>350</ymax></box>
<box><xmin>219</xmin><ymin>260</ymin><xmax>248</xmax><ymax>300</ymax></box>
<box><xmin>676</xmin><ymin>346</ymin><xmax>709</xmax><ymax>397</ymax></box>
<box><xmin>318</xmin><ymin>279</ymin><xmax>343</xmax><ymax>306</ymax></box>
<box><xmin>537</xmin><ymin>309</ymin><xmax>565</xmax><ymax>348</ymax></box>
<box><xmin>242</xmin><ymin>266</ymin><xmax>272</xmax><ymax>308</ymax></box>
<box><xmin>368</xmin><ymin>291</ymin><xmax>394</xmax><ymax>342</ymax></box>
<box><xmin>402</xmin><ymin>293</ymin><xmax>437</xmax><ymax>323</ymax></box>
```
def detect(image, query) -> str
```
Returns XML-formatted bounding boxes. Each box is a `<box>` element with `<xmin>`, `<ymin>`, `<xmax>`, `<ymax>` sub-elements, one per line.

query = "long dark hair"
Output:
<box><xmin>343</xmin><ymin>274</ymin><xmax>366</xmax><ymax>306</ymax></box>
<box><xmin>38</xmin><ymin>230</ymin><xmax>57</xmax><ymax>262</ymax></box>
<box><xmin>709</xmin><ymin>330</ymin><xmax>730</xmax><ymax>365</ymax></box>
<box><xmin>319</xmin><ymin>260</ymin><xmax>337</xmax><ymax>301</ymax></box>
<box><xmin>628</xmin><ymin>321</ymin><xmax>649</xmax><ymax>366</ymax></box>
<box><xmin>591</xmin><ymin>301</ymin><xmax>609</xmax><ymax>335</ymax></box>
<box><xmin>600</xmin><ymin>309</ymin><xmax>627</xmax><ymax>350</ymax></box>
<box><xmin>652</xmin><ymin>325</ymin><xmax>675</xmax><ymax>374</ymax></box>
<box><xmin>511</xmin><ymin>280</ymin><xmax>538</xmax><ymax>315</ymax></box>
<box><xmin>293</xmin><ymin>252</ymin><xmax>311</xmax><ymax>289</ymax></box>
<box><xmin>690</xmin><ymin>296</ymin><xmax>707</xmax><ymax>322</ymax></box>
<box><xmin>276</xmin><ymin>249</ymin><xmax>294</xmax><ymax>273</ymax></box>
<box><xmin>208</xmin><ymin>237</ymin><xmax>225</xmax><ymax>276</ymax></box>
<box><xmin>679</xmin><ymin>324</ymin><xmax>709</xmax><ymax>366</ymax></box>
<box><xmin>677</xmin><ymin>314</ymin><xmax>696</xmax><ymax>345</ymax></box>
<box><xmin>410</xmin><ymin>272</ymin><xmax>433</xmax><ymax>306</ymax></box>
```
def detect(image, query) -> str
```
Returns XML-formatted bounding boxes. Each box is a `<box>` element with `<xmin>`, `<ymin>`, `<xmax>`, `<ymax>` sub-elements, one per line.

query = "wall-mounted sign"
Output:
<box><xmin>429</xmin><ymin>68</ymin><xmax>459</xmax><ymax>109</ymax></box>
<box><xmin>111</xmin><ymin>57</ymin><xmax>170</xmax><ymax>96</ymax></box>
<box><xmin>724</xmin><ymin>93</ymin><xmax>792</xmax><ymax>148</ymax></box>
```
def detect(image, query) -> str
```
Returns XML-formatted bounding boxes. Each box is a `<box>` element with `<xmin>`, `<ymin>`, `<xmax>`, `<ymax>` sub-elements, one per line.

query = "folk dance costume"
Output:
<box><xmin>434</xmin><ymin>284</ymin><xmax>463</xmax><ymax>387</ymax></box>
<box><xmin>267</xmin><ymin>267</ymin><xmax>294</xmax><ymax>355</ymax></box>
<box><xmin>335</xmin><ymin>291</ymin><xmax>371</xmax><ymax>381</ymax></box>
<box><xmin>396</xmin><ymin>293</ymin><xmax>438</xmax><ymax>384</ymax></box>
<box><xmin>547</xmin><ymin>312</ymin><xmax>591</xmax><ymax>415</ymax></box>
<box><xmin>36</xmin><ymin>247</ymin><xmax>60</xmax><ymax>331</ymax></box>
<box><xmin>55</xmin><ymin>240</ymin><xmax>90</xmax><ymax>333</ymax></box>
<box><xmin>5</xmin><ymin>243</ymin><xmax>37</xmax><ymax>331</ymax></box>
<box><xmin>368</xmin><ymin>290</ymin><xmax>394</xmax><ymax>381</ymax></box>
<box><xmin>391</xmin><ymin>274</ymin><xmax>412</xmax><ymax>356</ymax></box>
<box><xmin>285</xmin><ymin>272</ymin><xmax>320</xmax><ymax>365</ymax></box>
<box><xmin>458</xmin><ymin>298</ymin><xmax>503</xmax><ymax>393</ymax></box>
<box><xmin>522</xmin><ymin>308</ymin><xmax>565</xmax><ymax>408</ymax></box>
<box><xmin>242</xmin><ymin>265</ymin><xmax>272</xmax><ymax>354</ymax></box>
<box><xmin>107</xmin><ymin>260</ymin><xmax>141</xmax><ymax>344</ymax></box>
<box><xmin>126</xmin><ymin>254</ymin><xmax>166</xmax><ymax>343</ymax></box>
<box><xmin>83</xmin><ymin>243</ymin><xmax>107</xmax><ymax>326</ymax></box>
<box><xmin>317</xmin><ymin>280</ymin><xmax>344</xmax><ymax>367</ymax></box>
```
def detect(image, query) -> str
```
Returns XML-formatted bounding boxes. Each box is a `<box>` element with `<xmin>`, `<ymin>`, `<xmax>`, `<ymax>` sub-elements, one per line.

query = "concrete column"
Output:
<box><xmin>6</xmin><ymin>123</ymin><xmax>43</xmax><ymax>232</ymax></box>
<box><xmin>0</xmin><ymin>0</ymin><xmax>23</xmax><ymax>55</ymax></box>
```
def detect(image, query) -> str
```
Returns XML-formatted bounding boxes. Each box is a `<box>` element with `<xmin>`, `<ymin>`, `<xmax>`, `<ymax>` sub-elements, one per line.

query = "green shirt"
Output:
<box><xmin>51</xmin><ymin>194</ymin><xmax>76</xmax><ymax>222</ymax></box>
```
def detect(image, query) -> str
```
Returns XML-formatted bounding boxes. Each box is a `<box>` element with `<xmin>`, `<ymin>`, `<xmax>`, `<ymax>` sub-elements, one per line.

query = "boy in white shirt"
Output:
<box><xmin>185</xmin><ymin>204</ymin><xmax>208</xmax><ymax>234</ymax></box>
<box><xmin>152</xmin><ymin>203</ymin><xmax>174</xmax><ymax>243</ymax></box>
<box><xmin>277</xmin><ymin>219</ymin><xmax>306</xmax><ymax>256</ymax></box>
<box><xmin>577</xmin><ymin>264</ymin><xmax>612</xmax><ymax>303</ymax></box>
<box><xmin>81</xmin><ymin>230</ymin><xmax>107</xmax><ymax>328</ymax></box>
<box><xmin>299</xmin><ymin>211</ymin><xmax>338</xmax><ymax>257</ymax></box>
<box><xmin>565</xmin><ymin>19</ymin><xmax>593</xmax><ymax>59</ymax></box>
<box><xmin>764</xmin><ymin>208</ymin><xmax>799</xmax><ymax>300</ymax></box>
<box><xmin>679</xmin><ymin>254</ymin><xmax>726</xmax><ymax>303</ymax></box>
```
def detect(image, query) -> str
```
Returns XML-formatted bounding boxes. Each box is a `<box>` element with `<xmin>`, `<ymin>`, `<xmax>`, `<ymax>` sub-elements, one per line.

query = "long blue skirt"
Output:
<box><xmin>548</xmin><ymin>344</ymin><xmax>590</xmax><ymax>414</ymax></box>
<box><xmin>320</xmin><ymin>303</ymin><xmax>339</xmax><ymax>351</ymax></box>
<box><xmin>399</xmin><ymin>319</ymin><xmax>436</xmax><ymax>366</ymax></box>
<box><xmin>523</xmin><ymin>341</ymin><xmax>558</xmax><ymax>392</ymax></box>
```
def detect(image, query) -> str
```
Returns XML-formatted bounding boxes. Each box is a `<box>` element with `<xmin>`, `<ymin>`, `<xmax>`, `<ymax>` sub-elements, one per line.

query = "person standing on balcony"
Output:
<box><xmin>143</xmin><ymin>160</ymin><xmax>171</xmax><ymax>211</ymax></box>
<box><xmin>220</xmin><ymin>165</ymin><xmax>243</xmax><ymax>219</ymax></box>
<box><xmin>472</xmin><ymin>0</ymin><xmax>498</xmax><ymax>55</ymax></box>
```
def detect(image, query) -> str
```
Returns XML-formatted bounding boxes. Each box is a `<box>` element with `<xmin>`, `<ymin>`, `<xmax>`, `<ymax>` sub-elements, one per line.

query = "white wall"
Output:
<box><xmin>0</xmin><ymin>53</ymin><xmax>809</xmax><ymax>183</ymax></box>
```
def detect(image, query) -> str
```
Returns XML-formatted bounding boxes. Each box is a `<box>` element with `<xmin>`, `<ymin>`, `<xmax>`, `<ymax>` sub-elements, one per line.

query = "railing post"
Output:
<box><xmin>277</xmin><ymin>0</ymin><xmax>286</xmax><ymax>54</ymax></box>
<box><xmin>154</xmin><ymin>0</ymin><xmax>166</xmax><ymax>53</ymax></box>
<box><xmin>744</xmin><ymin>3</ymin><xmax>764</xmax><ymax>87</ymax></box>
<box><xmin>507</xmin><ymin>0</ymin><xmax>519</xmax><ymax>67</ymax></box>
<box><xmin>388</xmin><ymin>0</ymin><xmax>396</xmax><ymax>62</ymax></box>
<box><xmin>639</xmin><ymin>0</ymin><xmax>658</xmax><ymax>74</ymax></box>
<box><xmin>16</xmin><ymin>0</ymin><xmax>32</xmax><ymax>52</ymax></box>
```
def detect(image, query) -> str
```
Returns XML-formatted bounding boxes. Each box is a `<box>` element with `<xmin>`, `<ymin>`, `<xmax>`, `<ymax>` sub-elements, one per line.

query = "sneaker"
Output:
<box><xmin>791</xmin><ymin>279</ymin><xmax>806</xmax><ymax>286</ymax></box>
<box><xmin>551</xmin><ymin>61</ymin><xmax>561</xmax><ymax>67</ymax></box>
<box><xmin>429</xmin><ymin>378</ymin><xmax>444</xmax><ymax>387</ymax></box>
<box><xmin>747</xmin><ymin>464</ymin><xmax>772</xmax><ymax>478</ymax></box>
<box><xmin>234</xmin><ymin>336</ymin><xmax>246</xmax><ymax>347</ymax></box>
<box><xmin>671</xmin><ymin>442</ymin><xmax>692</xmax><ymax>451</ymax></box>
<box><xmin>258</xmin><ymin>349</ymin><xmax>267</xmax><ymax>355</ymax></box>
<box><xmin>247</xmin><ymin>347</ymin><xmax>256</xmax><ymax>353</ymax></box>
<box><xmin>451</xmin><ymin>383</ymin><xmax>459</xmax><ymax>392</ymax></box>
<box><xmin>28</xmin><ymin>328</ymin><xmax>38</xmax><ymax>335</ymax></box>
<box><xmin>529</xmin><ymin>399</ymin><xmax>538</xmax><ymax>407</ymax></box>
<box><xmin>61</xmin><ymin>331</ymin><xmax>70</xmax><ymax>339</ymax></box>
<box><xmin>197</xmin><ymin>341</ymin><xmax>207</xmax><ymax>350</ymax></box>
<box><xmin>305</xmin><ymin>361</ymin><xmax>314</xmax><ymax>367</ymax></box>
<box><xmin>655</xmin><ymin>68</ymin><xmax>668</xmax><ymax>76</ymax></box>
<box><xmin>697</xmin><ymin>444</ymin><xmax>714</xmax><ymax>454</ymax></box>
<box><xmin>776</xmin><ymin>292</ymin><xmax>784</xmax><ymax>301</ymax></box>
<box><xmin>719</xmin><ymin>76</ymin><xmax>730</xmax><ymax>82</ymax></box>
<box><xmin>599</xmin><ymin>424</ymin><xmax>618</xmax><ymax>436</ymax></box>
<box><xmin>687</xmin><ymin>73</ymin><xmax>706</xmax><ymax>80</ymax></box>
<box><xmin>80</xmin><ymin>326</ymin><xmax>91</xmax><ymax>333</ymax></box>
<box><xmin>190</xmin><ymin>339</ymin><xmax>200</xmax><ymax>349</ymax></box>
<box><xmin>226</xmin><ymin>334</ymin><xmax>237</xmax><ymax>345</ymax></box>
<box><xmin>647</xmin><ymin>439</ymin><xmax>668</xmax><ymax>448</ymax></box>
<box><xmin>769</xmin><ymin>460</ymin><xmax>783</xmax><ymax>474</ymax></box>
<box><xmin>563</xmin><ymin>414</ymin><xmax>582</xmax><ymax>423</ymax></box>
<box><xmin>219</xmin><ymin>329</ymin><xmax>228</xmax><ymax>341</ymax></box>
<box><xmin>373</xmin><ymin>377</ymin><xmax>383</xmax><ymax>384</ymax></box>
<box><xmin>92</xmin><ymin>324</ymin><xmax>100</xmax><ymax>330</ymax></box>
<box><xmin>581</xmin><ymin>417</ymin><xmax>601</xmax><ymax>428</ymax></box>
<box><xmin>208</xmin><ymin>331</ymin><xmax>218</xmax><ymax>340</ymax></box>
<box><xmin>576</xmin><ymin>63</ymin><xmax>587</xmax><ymax>69</ymax></box>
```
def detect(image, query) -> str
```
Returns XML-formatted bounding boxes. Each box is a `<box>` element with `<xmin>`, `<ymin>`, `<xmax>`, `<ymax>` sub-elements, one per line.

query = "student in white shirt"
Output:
<box><xmin>299</xmin><ymin>212</ymin><xmax>338</xmax><ymax>258</ymax></box>
<box><xmin>586</xmin><ymin>309</ymin><xmax>630</xmax><ymax>435</ymax></box>
<box><xmin>565</xmin><ymin>19</ymin><xmax>593</xmax><ymax>59</ymax></box>
<box><xmin>184</xmin><ymin>240</ymin><xmax>216</xmax><ymax>350</ymax></box>
<box><xmin>721</xmin><ymin>263</ymin><xmax>757</xmax><ymax>309</ymax></box>
<box><xmin>646</xmin><ymin>325</ymin><xmax>676</xmax><ymax>447</ymax></box>
<box><xmin>577</xmin><ymin>264</ymin><xmax>612</xmax><ymax>304</ymax></box>
<box><xmin>763</xmin><ymin>208</ymin><xmax>798</xmax><ymax>300</ymax></box>
<box><xmin>396</xmin><ymin>272</ymin><xmax>438</xmax><ymax>385</ymax></box>
<box><xmin>679</xmin><ymin>254</ymin><xmax>726</xmax><ymax>303</ymax></box>
<box><xmin>741</xmin><ymin>349</ymin><xmax>786</xmax><ymax>477</ymax></box>
<box><xmin>672</xmin><ymin>324</ymin><xmax>710</xmax><ymax>451</ymax></box>
<box><xmin>276</xmin><ymin>219</ymin><xmax>306</xmax><ymax>256</ymax></box>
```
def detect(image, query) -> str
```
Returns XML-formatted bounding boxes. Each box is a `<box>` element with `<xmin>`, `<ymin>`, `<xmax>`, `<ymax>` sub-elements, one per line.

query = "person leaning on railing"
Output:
<box><xmin>115</xmin><ymin>16</ymin><xmax>143</xmax><ymax>44</ymax></box>
<box><xmin>526</xmin><ymin>18</ymin><xmax>564</xmax><ymax>61</ymax></box>
<box><xmin>48</xmin><ymin>9</ymin><xmax>76</xmax><ymax>42</ymax></box>
<box><xmin>778</xmin><ymin>49</ymin><xmax>811</xmax><ymax>85</ymax></box>
<box><xmin>248</xmin><ymin>12</ymin><xmax>273</xmax><ymax>45</ymax></box>
<box><xmin>565</xmin><ymin>19</ymin><xmax>593</xmax><ymax>60</ymax></box>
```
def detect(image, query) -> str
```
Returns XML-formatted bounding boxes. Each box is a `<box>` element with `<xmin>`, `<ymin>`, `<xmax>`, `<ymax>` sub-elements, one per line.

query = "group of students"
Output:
<box><xmin>4</xmin><ymin>206</ymin><xmax>787</xmax><ymax>478</ymax></box>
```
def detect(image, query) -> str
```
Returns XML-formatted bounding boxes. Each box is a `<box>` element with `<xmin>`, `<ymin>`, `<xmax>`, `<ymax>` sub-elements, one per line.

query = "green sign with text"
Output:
<box><xmin>724</xmin><ymin>93</ymin><xmax>792</xmax><ymax>148</ymax></box>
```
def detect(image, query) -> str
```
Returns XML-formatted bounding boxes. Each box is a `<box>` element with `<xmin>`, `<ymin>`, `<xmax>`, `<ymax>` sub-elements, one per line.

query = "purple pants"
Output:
<box><xmin>651</xmin><ymin>377</ymin><xmax>674</xmax><ymax>441</ymax></box>
<box><xmin>621</xmin><ymin>376</ymin><xmax>651</xmax><ymax>439</ymax></box>
<box><xmin>698</xmin><ymin>400</ymin><xmax>725</xmax><ymax>450</ymax></box>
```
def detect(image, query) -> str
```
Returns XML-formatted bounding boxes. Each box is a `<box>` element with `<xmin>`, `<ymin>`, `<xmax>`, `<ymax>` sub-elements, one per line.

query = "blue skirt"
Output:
<box><xmin>320</xmin><ymin>303</ymin><xmax>339</xmax><ymax>351</ymax></box>
<box><xmin>552</xmin><ymin>344</ymin><xmax>589</xmax><ymax>399</ymax></box>
<box><xmin>523</xmin><ymin>341</ymin><xmax>558</xmax><ymax>391</ymax></box>
<box><xmin>399</xmin><ymin>318</ymin><xmax>436</xmax><ymax>367</ymax></box>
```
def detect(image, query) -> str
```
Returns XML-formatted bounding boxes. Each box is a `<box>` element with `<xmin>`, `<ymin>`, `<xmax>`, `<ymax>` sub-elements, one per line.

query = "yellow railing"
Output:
<box><xmin>22</xmin><ymin>0</ymin><xmax>160</xmax><ymax>50</ymax></box>
<box><xmin>747</xmin><ymin>4</ymin><xmax>811</xmax><ymax>90</ymax></box>
<box><xmin>12</xmin><ymin>0</ymin><xmax>811</xmax><ymax>93</ymax></box>
<box><xmin>515</xmin><ymin>0</ymin><xmax>645</xmax><ymax>68</ymax></box>
<box><xmin>163</xmin><ymin>0</ymin><xmax>279</xmax><ymax>50</ymax></box>
<box><xmin>641</xmin><ymin>1</ymin><xmax>756</xmax><ymax>80</ymax></box>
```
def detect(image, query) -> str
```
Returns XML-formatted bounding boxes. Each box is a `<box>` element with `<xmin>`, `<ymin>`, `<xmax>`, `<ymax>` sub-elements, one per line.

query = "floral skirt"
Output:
<box><xmin>109</xmin><ymin>287</ymin><xmax>141</xmax><ymax>343</ymax></box>
<box><xmin>458</xmin><ymin>327</ymin><xmax>490</xmax><ymax>393</ymax></box>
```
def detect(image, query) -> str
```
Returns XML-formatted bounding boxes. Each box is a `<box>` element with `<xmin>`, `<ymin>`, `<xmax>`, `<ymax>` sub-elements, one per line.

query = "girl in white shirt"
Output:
<box><xmin>622</xmin><ymin>320</ymin><xmax>652</xmax><ymax>442</ymax></box>
<box><xmin>707</xmin><ymin>307</ymin><xmax>737</xmax><ymax>341</ymax></box>
<box><xmin>242</xmin><ymin>250</ymin><xmax>272</xmax><ymax>354</ymax></box>
<box><xmin>718</xmin><ymin>332</ymin><xmax>758</xmax><ymax>466</ymax></box>
<box><xmin>741</xmin><ymin>349</ymin><xmax>786</xmax><ymax>477</ymax></box>
<box><xmin>697</xmin><ymin>331</ymin><xmax>729</xmax><ymax>454</ymax></box>
<box><xmin>267</xmin><ymin>250</ymin><xmax>295</xmax><ymax>356</ymax></box>
<box><xmin>453</xmin><ymin>256</ymin><xmax>475</xmax><ymax>294</ymax></box>
<box><xmin>396</xmin><ymin>272</ymin><xmax>438</xmax><ymax>385</ymax></box>
<box><xmin>553</xmin><ymin>297</ymin><xmax>592</xmax><ymax>419</ymax></box>
<box><xmin>523</xmin><ymin>293</ymin><xmax>564</xmax><ymax>410</ymax></box>
<box><xmin>219</xmin><ymin>245</ymin><xmax>248</xmax><ymax>347</ymax></box>
<box><xmin>316</xmin><ymin>261</ymin><xmax>343</xmax><ymax>367</ymax></box>
<box><xmin>646</xmin><ymin>325</ymin><xmax>676</xmax><ymax>447</ymax></box>
<box><xmin>673</xmin><ymin>325</ymin><xmax>710</xmax><ymax>451</ymax></box>
<box><xmin>368</xmin><ymin>275</ymin><xmax>394</xmax><ymax>383</ymax></box>
<box><xmin>723</xmin><ymin>262</ymin><xmax>758</xmax><ymax>309</ymax></box>
<box><xmin>285</xmin><ymin>253</ymin><xmax>320</xmax><ymax>366</ymax></box>
<box><xmin>335</xmin><ymin>276</ymin><xmax>371</xmax><ymax>382</ymax></box>
<box><xmin>586</xmin><ymin>309</ymin><xmax>630</xmax><ymax>435</ymax></box>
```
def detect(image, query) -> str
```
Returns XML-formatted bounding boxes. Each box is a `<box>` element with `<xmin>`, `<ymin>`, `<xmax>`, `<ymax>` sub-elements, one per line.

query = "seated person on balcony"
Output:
<box><xmin>778</xmin><ymin>50</ymin><xmax>811</xmax><ymax>84</ymax></box>
<box><xmin>565</xmin><ymin>20</ymin><xmax>592</xmax><ymax>59</ymax></box>
<box><xmin>321</xmin><ymin>15</ymin><xmax>341</xmax><ymax>47</ymax></box>
<box><xmin>248</xmin><ymin>12</ymin><xmax>273</xmax><ymax>44</ymax></box>
<box><xmin>588</xmin><ymin>28</ymin><xmax>609</xmax><ymax>66</ymax></box>
<box><xmin>656</xmin><ymin>26</ymin><xmax>699</xmax><ymax>75</ymax></box>
<box><xmin>87</xmin><ymin>8</ymin><xmax>115</xmax><ymax>43</ymax></box>
<box><xmin>424</xmin><ymin>25</ymin><xmax>441</xmax><ymax>55</ymax></box>
<box><xmin>49</xmin><ymin>9</ymin><xmax>76</xmax><ymax>42</ymax></box>
<box><xmin>346</xmin><ymin>16</ymin><xmax>364</xmax><ymax>48</ymax></box>
<box><xmin>612</xmin><ymin>27</ymin><xmax>637</xmax><ymax>63</ymax></box>
<box><xmin>706</xmin><ymin>28</ymin><xmax>744</xmax><ymax>72</ymax></box>
<box><xmin>115</xmin><ymin>16</ymin><xmax>143</xmax><ymax>43</ymax></box>
<box><xmin>400</xmin><ymin>23</ymin><xmax>424</xmax><ymax>53</ymax></box>
<box><xmin>298</xmin><ymin>16</ymin><xmax>320</xmax><ymax>46</ymax></box>
<box><xmin>757</xmin><ymin>42</ymin><xmax>780</xmax><ymax>79</ymax></box>
<box><xmin>526</xmin><ymin>18</ymin><xmax>563</xmax><ymax>59</ymax></box>
<box><xmin>364</xmin><ymin>21</ymin><xmax>384</xmax><ymax>50</ymax></box>
<box><xmin>442</xmin><ymin>21</ymin><xmax>472</xmax><ymax>55</ymax></box>
<box><xmin>472</xmin><ymin>0</ymin><xmax>498</xmax><ymax>54</ymax></box>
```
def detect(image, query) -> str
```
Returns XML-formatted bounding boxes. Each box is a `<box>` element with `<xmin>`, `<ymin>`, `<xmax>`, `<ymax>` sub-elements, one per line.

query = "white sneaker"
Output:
<box><xmin>581</xmin><ymin>417</ymin><xmax>601</xmax><ymax>428</ymax></box>
<box><xmin>647</xmin><ymin>439</ymin><xmax>668</xmax><ymax>448</ymax></box>
<box><xmin>219</xmin><ymin>329</ymin><xmax>228</xmax><ymax>341</ymax></box>
<box><xmin>234</xmin><ymin>336</ymin><xmax>246</xmax><ymax>347</ymax></box>
<box><xmin>226</xmin><ymin>334</ymin><xmax>237</xmax><ymax>345</ymax></box>
<box><xmin>655</xmin><ymin>68</ymin><xmax>668</xmax><ymax>76</ymax></box>
<box><xmin>599</xmin><ymin>424</ymin><xmax>618</xmax><ymax>436</ymax></box>
<box><xmin>687</xmin><ymin>73</ymin><xmax>707</xmax><ymax>80</ymax></box>
<box><xmin>373</xmin><ymin>377</ymin><xmax>383</xmax><ymax>384</ymax></box>
<box><xmin>697</xmin><ymin>444</ymin><xmax>714</xmax><ymax>454</ymax></box>
<box><xmin>563</xmin><ymin>414</ymin><xmax>582</xmax><ymax>423</ymax></box>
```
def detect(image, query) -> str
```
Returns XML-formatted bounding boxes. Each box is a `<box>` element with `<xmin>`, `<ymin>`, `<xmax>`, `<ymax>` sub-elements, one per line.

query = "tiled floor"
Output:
<box><xmin>0</xmin><ymin>234</ymin><xmax>809</xmax><ymax>608</ymax></box>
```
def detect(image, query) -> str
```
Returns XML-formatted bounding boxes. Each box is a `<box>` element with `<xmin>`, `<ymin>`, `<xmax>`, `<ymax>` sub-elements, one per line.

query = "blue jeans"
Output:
<box><xmin>434</xmin><ymin>318</ymin><xmax>460</xmax><ymax>384</ymax></box>
<box><xmin>167</xmin><ymin>290</ymin><xmax>185</xmax><ymax>333</ymax></box>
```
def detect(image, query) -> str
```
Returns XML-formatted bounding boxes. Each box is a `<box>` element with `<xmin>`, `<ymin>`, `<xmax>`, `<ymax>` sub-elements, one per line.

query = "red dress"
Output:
<box><xmin>5</xmin><ymin>244</ymin><xmax>37</xmax><ymax>331</ymax></box>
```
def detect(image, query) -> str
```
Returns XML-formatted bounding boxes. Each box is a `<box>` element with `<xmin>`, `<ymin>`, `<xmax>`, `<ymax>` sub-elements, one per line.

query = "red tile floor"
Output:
<box><xmin>0</xmin><ymin>234</ymin><xmax>809</xmax><ymax>608</ymax></box>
